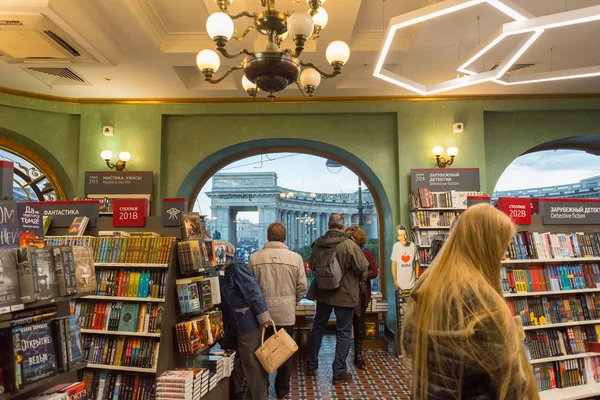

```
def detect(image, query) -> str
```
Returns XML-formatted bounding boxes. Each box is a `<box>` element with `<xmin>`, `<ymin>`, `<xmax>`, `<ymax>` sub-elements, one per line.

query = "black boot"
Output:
<box><xmin>354</xmin><ymin>340</ymin><xmax>366</xmax><ymax>370</ymax></box>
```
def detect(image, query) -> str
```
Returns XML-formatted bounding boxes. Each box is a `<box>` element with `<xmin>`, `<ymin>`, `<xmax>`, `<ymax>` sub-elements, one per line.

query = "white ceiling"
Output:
<box><xmin>0</xmin><ymin>0</ymin><xmax>599</xmax><ymax>99</ymax></box>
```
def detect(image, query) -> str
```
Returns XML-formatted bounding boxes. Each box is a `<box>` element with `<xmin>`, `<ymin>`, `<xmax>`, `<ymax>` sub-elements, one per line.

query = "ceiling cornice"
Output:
<box><xmin>2</xmin><ymin>85</ymin><xmax>600</xmax><ymax>105</ymax></box>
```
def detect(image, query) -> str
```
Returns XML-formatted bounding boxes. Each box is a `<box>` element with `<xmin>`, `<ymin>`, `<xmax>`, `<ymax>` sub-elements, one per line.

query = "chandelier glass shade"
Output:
<box><xmin>196</xmin><ymin>0</ymin><xmax>350</xmax><ymax>100</ymax></box>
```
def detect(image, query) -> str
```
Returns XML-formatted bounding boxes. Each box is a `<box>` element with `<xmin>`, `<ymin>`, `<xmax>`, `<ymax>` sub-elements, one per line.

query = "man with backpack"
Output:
<box><xmin>305</xmin><ymin>214</ymin><xmax>369</xmax><ymax>384</ymax></box>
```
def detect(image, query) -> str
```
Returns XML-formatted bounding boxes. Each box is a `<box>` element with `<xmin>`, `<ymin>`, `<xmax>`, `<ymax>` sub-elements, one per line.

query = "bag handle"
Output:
<box><xmin>260</xmin><ymin>320</ymin><xmax>278</xmax><ymax>348</ymax></box>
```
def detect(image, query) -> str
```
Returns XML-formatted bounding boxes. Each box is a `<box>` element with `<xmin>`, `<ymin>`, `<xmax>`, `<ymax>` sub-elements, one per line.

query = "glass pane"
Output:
<box><xmin>0</xmin><ymin>148</ymin><xmax>57</xmax><ymax>202</ymax></box>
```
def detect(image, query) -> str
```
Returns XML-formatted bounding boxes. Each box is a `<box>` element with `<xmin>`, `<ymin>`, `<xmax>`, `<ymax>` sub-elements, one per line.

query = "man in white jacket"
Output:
<box><xmin>249</xmin><ymin>222</ymin><xmax>307</xmax><ymax>400</ymax></box>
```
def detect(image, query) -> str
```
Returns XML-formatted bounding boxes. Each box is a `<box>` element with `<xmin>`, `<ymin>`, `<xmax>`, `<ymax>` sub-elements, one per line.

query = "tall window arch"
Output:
<box><xmin>0</xmin><ymin>137</ymin><xmax>66</xmax><ymax>201</ymax></box>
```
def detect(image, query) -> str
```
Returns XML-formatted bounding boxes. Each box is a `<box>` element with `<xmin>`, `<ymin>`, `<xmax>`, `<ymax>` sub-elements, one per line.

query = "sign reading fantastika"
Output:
<box><xmin>540</xmin><ymin>198</ymin><xmax>600</xmax><ymax>225</ymax></box>
<box><xmin>498</xmin><ymin>197</ymin><xmax>532</xmax><ymax>225</ymax></box>
<box><xmin>84</xmin><ymin>171</ymin><xmax>153</xmax><ymax>195</ymax></box>
<box><xmin>41</xmin><ymin>201</ymin><xmax>100</xmax><ymax>227</ymax></box>
<box><xmin>410</xmin><ymin>168</ymin><xmax>480</xmax><ymax>191</ymax></box>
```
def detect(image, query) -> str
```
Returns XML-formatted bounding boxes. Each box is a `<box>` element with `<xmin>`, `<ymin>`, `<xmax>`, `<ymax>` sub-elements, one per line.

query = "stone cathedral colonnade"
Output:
<box><xmin>206</xmin><ymin>172</ymin><xmax>378</xmax><ymax>250</ymax></box>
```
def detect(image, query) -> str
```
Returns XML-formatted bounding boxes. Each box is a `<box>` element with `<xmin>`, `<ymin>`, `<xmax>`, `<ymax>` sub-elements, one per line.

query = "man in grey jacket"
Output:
<box><xmin>249</xmin><ymin>222</ymin><xmax>307</xmax><ymax>400</ymax></box>
<box><xmin>306</xmin><ymin>214</ymin><xmax>369</xmax><ymax>384</ymax></box>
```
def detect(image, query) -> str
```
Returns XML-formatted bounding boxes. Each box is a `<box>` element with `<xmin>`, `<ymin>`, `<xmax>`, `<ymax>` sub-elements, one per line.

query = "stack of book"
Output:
<box><xmin>175</xmin><ymin>319</ymin><xmax>207</xmax><ymax>356</ymax></box>
<box><xmin>0</xmin><ymin>314</ymin><xmax>84</xmax><ymax>393</ymax></box>
<box><xmin>367</xmin><ymin>298</ymin><xmax>388</xmax><ymax>313</ymax></box>
<box><xmin>176</xmin><ymin>276</ymin><xmax>214</xmax><ymax>314</ymax></box>
<box><xmin>296</xmin><ymin>299</ymin><xmax>316</xmax><ymax>316</ymax></box>
<box><xmin>507</xmin><ymin>294</ymin><xmax>600</xmax><ymax>326</ymax></box>
<box><xmin>29</xmin><ymin>382</ymin><xmax>87</xmax><ymax>400</ymax></box>
<box><xmin>197</xmin><ymin>355</ymin><xmax>224</xmax><ymax>392</ymax></box>
<box><xmin>156</xmin><ymin>370</ymin><xmax>195</xmax><ymax>400</ymax></box>
<box><xmin>413</xmin><ymin>230</ymin><xmax>448</xmax><ymax>247</ymax></box>
<box><xmin>534</xmin><ymin>359</ymin><xmax>587</xmax><ymax>391</ymax></box>
<box><xmin>211</xmin><ymin>349</ymin><xmax>236</xmax><ymax>378</ymax></box>
<box><xmin>523</xmin><ymin>325</ymin><xmax>597</xmax><ymax>360</ymax></box>
<box><xmin>82</xmin><ymin>335</ymin><xmax>160</xmax><ymax>369</ymax></box>
<box><xmin>501</xmin><ymin>263</ymin><xmax>600</xmax><ymax>294</ymax></box>
<box><xmin>80</xmin><ymin>370</ymin><xmax>155</xmax><ymax>399</ymax></box>
<box><xmin>74</xmin><ymin>301</ymin><xmax>163</xmax><ymax>333</ymax></box>
<box><xmin>410</xmin><ymin>210</ymin><xmax>460</xmax><ymax>228</ymax></box>
<box><xmin>44</xmin><ymin>236</ymin><xmax>95</xmax><ymax>246</ymax></box>
<box><xmin>506</xmin><ymin>231</ymin><xmax>600</xmax><ymax>260</ymax></box>
<box><xmin>95</xmin><ymin>269</ymin><xmax>167</xmax><ymax>299</ymax></box>
<box><xmin>177</xmin><ymin>240</ymin><xmax>229</xmax><ymax>274</ymax></box>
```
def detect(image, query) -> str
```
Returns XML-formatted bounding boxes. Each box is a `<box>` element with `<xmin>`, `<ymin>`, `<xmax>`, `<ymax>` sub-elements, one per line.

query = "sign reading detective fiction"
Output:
<box><xmin>84</xmin><ymin>171</ymin><xmax>153</xmax><ymax>195</ymax></box>
<box><xmin>410</xmin><ymin>168</ymin><xmax>480</xmax><ymax>191</ymax></box>
<box><xmin>540</xmin><ymin>199</ymin><xmax>600</xmax><ymax>225</ymax></box>
<box><xmin>162</xmin><ymin>198</ymin><xmax>188</xmax><ymax>227</ymax></box>
<box><xmin>43</xmin><ymin>201</ymin><xmax>100</xmax><ymax>228</ymax></box>
<box><xmin>498</xmin><ymin>197</ymin><xmax>532</xmax><ymax>225</ymax></box>
<box><xmin>113</xmin><ymin>199</ymin><xmax>148</xmax><ymax>227</ymax></box>
<box><xmin>0</xmin><ymin>200</ymin><xmax>18</xmax><ymax>248</ymax></box>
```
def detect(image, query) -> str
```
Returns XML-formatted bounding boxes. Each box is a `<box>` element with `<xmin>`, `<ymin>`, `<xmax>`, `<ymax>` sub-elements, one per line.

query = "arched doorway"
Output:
<box><xmin>177</xmin><ymin>139</ymin><xmax>394</xmax><ymax>295</ymax></box>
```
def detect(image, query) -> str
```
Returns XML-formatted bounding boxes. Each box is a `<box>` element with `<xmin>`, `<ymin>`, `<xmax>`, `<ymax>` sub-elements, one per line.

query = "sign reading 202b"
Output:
<box><xmin>410</xmin><ymin>168</ymin><xmax>480</xmax><ymax>191</ymax></box>
<box><xmin>540</xmin><ymin>199</ymin><xmax>600</xmax><ymax>225</ymax></box>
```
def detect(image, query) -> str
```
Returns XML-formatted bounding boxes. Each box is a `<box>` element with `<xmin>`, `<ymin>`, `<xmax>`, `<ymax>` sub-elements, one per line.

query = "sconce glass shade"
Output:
<box><xmin>119</xmin><ymin>152</ymin><xmax>131</xmax><ymax>162</ymax></box>
<box><xmin>206</xmin><ymin>12</ymin><xmax>234</xmax><ymax>40</ymax></box>
<box><xmin>326</xmin><ymin>41</ymin><xmax>350</xmax><ymax>64</ymax></box>
<box><xmin>300</xmin><ymin>68</ymin><xmax>321</xmax><ymax>88</ymax></box>
<box><xmin>101</xmin><ymin>150</ymin><xmax>113</xmax><ymax>160</ymax></box>
<box><xmin>279</xmin><ymin>31</ymin><xmax>289</xmax><ymax>41</ymax></box>
<box><xmin>447</xmin><ymin>146</ymin><xmax>459</xmax><ymax>157</ymax></box>
<box><xmin>241</xmin><ymin>75</ymin><xmax>258</xmax><ymax>91</ymax></box>
<box><xmin>287</xmin><ymin>12</ymin><xmax>314</xmax><ymax>38</ymax></box>
<box><xmin>196</xmin><ymin>49</ymin><xmax>220</xmax><ymax>72</ymax></box>
<box><xmin>312</xmin><ymin>7</ymin><xmax>328</xmax><ymax>28</ymax></box>
<box><xmin>432</xmin><ymin>146</ymin><xmax>444</xmax><ymax>156</ymax></box>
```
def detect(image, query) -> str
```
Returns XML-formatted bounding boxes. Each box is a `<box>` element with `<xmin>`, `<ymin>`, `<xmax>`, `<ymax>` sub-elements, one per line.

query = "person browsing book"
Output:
<box><xmin>401</xmin><ymin>204</ymin><xmax>539</xmax><ymax>400</ymax></box>
<box><xmin>249</xmin><ymin>223</ymin><xmax>307</xmax><ymax>400</ymax></box>
<box><xmin>219</xmin><ymin>242</ymin><xmax>273</xmax><ymax>400</ymax></box>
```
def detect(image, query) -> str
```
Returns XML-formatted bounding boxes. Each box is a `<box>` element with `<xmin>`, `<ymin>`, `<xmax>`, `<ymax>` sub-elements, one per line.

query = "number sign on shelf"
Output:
<box><xmin>498</xmin><ymin>197</ymin><xmax>532</xmax><ymax>225</ymax></box>
<box><xmin>113</xmin><ymin>198</ymin><xmax>148</xmax><ymax>227</ymax></box>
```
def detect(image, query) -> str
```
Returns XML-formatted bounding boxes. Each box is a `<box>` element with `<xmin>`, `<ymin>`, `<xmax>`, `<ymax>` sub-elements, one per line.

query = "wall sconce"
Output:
<box><xmin>432</xmin><ymin>146</ymin><xmax>458</xmax><ymax>168</ymax></box>
<box><xmin>101</xmin><ymin>150</ymin><xmax>131</xmax><ymax>171</ymax></box>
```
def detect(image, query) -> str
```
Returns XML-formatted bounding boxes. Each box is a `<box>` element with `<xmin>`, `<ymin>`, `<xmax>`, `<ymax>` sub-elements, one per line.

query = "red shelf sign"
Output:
<box><xmin>498</xmin><ymin>197</ymin><xmax>532</xmax><ymax>225</ymax></box>
<box><xmin>113</xmin><ymin>199</ymin><xmax>148</xmax><ymax>227</ymax></box>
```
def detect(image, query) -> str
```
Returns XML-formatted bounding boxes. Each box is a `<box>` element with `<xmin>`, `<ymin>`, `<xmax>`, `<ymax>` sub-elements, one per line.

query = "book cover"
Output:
<box><xmin>0</xmin><ymin>200</ymin><xmax>18</xmax><ymax>249</ymax></box>
<box><xmin>72</xmin><ymin>246</ymin><xmax>97</xmax><ymax>293</ymax></box>
<box><xmin>67</xmin><ymin>315</ymin><xmax>84</xmax><ymax>365</ymax></box>
<box><xmin>200</xmin><ymin>280</ymin><xmax>212</xmax><ymax>310</ymax></box>
<box><xmin>52</xmin><ymin>247</ymin><xmax>68</xmax><ymax>297</ymax></box>
<box><xmin>365</xmin><ymin>322</ymin><xmax>377</xmax><ymax>340</ymax></box>
<box><xmin>207</xmin><ymin>310</ymin><xmax>223</xmax><ymax>342</ymax></box>
<box><xmin>0</xmin><ymin>248</ymin><xmax>21</xmax><ymax>307</ymax></box>
<box><xmin>17</xmin><ymin>203</ymin><xmax>44</xmax><ymax>247</ymax></box>
<box><xmin>33</xmin><ymin>248</ymin><xmax>59</xmax><ymax>300</ymax></box>
<box><xmin>59</xmin><ymin>247</ymin><xmax>77</xmax><ymax>295</ymax></box>
<box><xmin>179</xmin><ymin>212</ymin><xmax>203</xmax><ymax>241</ymax></box>
<box><xmin>42</xmin><ymin>216</ymin><xmax>52</xmax><ymax>236</ymax></box>
<box><xmin>118</xmin><ymin>303</ymin><xmax>140</xmax><ymax>332</ymax></box>
<box><xmin>66</xmin><ymin>216</ymin><xmax>89</xmax><ymax>237</ymax></box>
<box><xmin>18</xmin><ymin>321</ymin><xmax>58</xmax><ymax>385</ymax></box>
<box><xmin>16</xmin><ymin>247</ymin><xmax>38</xmax><ymax>303</ymax></box>
<box><xmin>213</xmin><ymin>242</ymin><xmax>227</xmax><ymax>265</ymax></box>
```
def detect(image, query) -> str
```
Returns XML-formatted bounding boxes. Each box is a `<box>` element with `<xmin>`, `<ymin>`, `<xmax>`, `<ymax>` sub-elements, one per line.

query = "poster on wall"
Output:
<box><xmin>410</xmin><ymin>168</ymin><xmax>480</xmax><ymax>191</ymax></box>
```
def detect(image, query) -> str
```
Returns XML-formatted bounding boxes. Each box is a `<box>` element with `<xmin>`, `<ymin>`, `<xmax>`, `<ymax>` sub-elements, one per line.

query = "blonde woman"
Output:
<box><xmin>401</xmin><ymin>204</ymin><xmax>539</xmax><ymax>400</ymax></box>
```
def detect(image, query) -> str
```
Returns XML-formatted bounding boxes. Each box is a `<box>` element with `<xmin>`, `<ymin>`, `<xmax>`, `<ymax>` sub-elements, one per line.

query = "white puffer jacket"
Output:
<box><xmin>249</xmin><ymin>241</ymin><xmax>307</xmax><ymax>326</ymax></box>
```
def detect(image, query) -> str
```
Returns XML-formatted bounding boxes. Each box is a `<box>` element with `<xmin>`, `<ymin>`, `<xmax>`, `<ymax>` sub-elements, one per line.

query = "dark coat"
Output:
<box><xmin>220</xmin><ymin>259</ymin><xmax>271</xmax><ymax>337</ymax></box>
<box><xmin>306</xmin><ymin>230</ymin><xmax>369</xmax><ymax>309</ymax></box>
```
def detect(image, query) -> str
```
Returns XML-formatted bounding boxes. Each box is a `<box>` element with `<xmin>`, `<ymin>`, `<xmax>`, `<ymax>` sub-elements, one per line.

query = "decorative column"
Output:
<box><xmin>228</xmin><ymin>208</ymin><xmax>238</xmax><ymax>246</ymax></box>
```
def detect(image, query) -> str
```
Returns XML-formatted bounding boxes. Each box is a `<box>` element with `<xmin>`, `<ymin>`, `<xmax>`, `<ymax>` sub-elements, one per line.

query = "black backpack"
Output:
<box><xmin>311</xmin><ymin>242</ymin><xmax>345</xmax><ymax>290</ymax></box>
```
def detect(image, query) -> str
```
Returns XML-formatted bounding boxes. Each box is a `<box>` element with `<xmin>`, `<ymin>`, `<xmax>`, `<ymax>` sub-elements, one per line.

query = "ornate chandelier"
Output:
<box><xmin>196</xmin><ymin>0</ymin><xmax>350</xmax><ymax>100</ymax></box>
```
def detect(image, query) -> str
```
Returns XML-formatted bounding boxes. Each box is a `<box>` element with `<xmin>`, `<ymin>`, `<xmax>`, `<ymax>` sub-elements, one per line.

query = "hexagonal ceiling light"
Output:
<box><xmin>458</xmin><ymin>5</ymin><xmax>600</xmax><ymax>86</ymax></box>
<box><xmin>373</xmin><ymin>0</ymin><xmax>535</xmax><ymax>95</ymax></box>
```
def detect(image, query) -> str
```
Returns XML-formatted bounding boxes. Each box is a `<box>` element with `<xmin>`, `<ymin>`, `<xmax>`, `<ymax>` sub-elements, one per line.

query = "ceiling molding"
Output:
<box><xmin>161</xmin><ymin>33</ymin><xmax>215</xmax><ymax>53</ymax></box>
<box><xmin>122</xmin><ymin>0</ymin><xmax>168</xmax><ymax>47</ymax></box>
<box><xmin>79</xmin><ymin>0</ymin><xmax>132</xmax><ymax>54</ymax></box>
<box><xmin>2</xmin><ymin>85</ymin><xmax>600</xmax><ymax>105</ymax></box>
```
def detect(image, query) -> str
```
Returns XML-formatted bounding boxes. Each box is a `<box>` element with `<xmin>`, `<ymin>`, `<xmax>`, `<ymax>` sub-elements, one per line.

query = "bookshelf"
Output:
<box><xmin>504</xmin><ymin>288</ymin><xmax>600</xmax><ymax>297</ymax></box>
<box><xmin>86</xmin><ymin>364</ymin><xmax>157</xmax><ymax>373</ymax></box>
<box><xmin>413</xmin><ymin>226</ymin><xmax>451</xmax><ymax>230</ymax></box>
<box><xmin>94</xmin><ymin>262</ymin><xmax>169</xmax><ymax>268</ymax></box>
<box><xmin>539</xmin><ymin>383</ymin><xmax>600</xmax><ymax>400</ymax></box>
<box><xmin>502</xmin><ymin>257</ymin><xmax>600</xmax><ymax>264</ymax></box>
<box><xmin>82</xmin><ymin>295</ymin><xmax>166</xmax><ymax>302</ymax></box>
<box><xmin>522</xmin><ymin>319</ymin><xmax>600</xmax><ymax>330</ymax></box>
<box><xmin>529</xmin><ymin>352</ymin><xmax>597</xmax><ymax>365</ymax></box>
<box><xmin>80</xmin><ymin>329</ymin><xmax>162</xmax><ymax>337</ymax></box>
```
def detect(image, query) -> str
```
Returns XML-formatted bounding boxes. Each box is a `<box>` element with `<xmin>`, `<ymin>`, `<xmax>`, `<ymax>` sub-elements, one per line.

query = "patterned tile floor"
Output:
<box><xmin>244</xmin><ymin>335</ymin><xmax>412</xmax><ymax>399</ymax></box>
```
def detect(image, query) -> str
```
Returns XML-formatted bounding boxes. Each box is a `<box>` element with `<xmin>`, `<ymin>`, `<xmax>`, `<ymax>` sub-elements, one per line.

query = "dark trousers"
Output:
<box><xmin>237</xmin><ymin>327</ymin><xmax>269</xmax><ymax>400</ymax></box>
<box><xmin>264</xmin><ymin>325</ymin><xmax>294</xmax><ymax>399</ymax></box>
<box><xmin>307</xmin><ymin>301</ymin><xmax>354</xmax><ymax>377</ymax></box>
<box><xmin>352</xmin><ymin>293</ymin><xmax>368</xmax><ymax>357</ymax></box>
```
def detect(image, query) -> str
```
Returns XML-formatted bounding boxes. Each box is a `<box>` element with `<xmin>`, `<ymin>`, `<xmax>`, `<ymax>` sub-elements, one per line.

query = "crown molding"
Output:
<box><xmin>123</xmin><ymin>0</ymin><xmax>167</xmax><ymax>47</ymax></box>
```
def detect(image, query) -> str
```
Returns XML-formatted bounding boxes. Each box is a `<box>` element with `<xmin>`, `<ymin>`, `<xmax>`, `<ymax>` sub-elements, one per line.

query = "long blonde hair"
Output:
<box><xmin>401</xmin><ymin>204</ymin><xmax>538</xmax><ymax>399</ymax></box>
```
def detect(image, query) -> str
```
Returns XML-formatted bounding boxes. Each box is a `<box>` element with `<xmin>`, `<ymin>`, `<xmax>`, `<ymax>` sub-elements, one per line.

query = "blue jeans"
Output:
<box><xmin>307</xmin><ymin>301</ymin><xmax>354</xmax><ymax>377</ymax></box>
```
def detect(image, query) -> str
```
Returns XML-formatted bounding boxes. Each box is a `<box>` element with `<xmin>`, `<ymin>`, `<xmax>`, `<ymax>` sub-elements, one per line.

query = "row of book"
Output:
<box><xmin>410</xmin><ymin>189</ymin><xmax>487</xmax><ymax>210</ymax></box>
<box><xmin>409</xmin><ymin>211</ymin><xmax>460</xmax><ymax>229</ymax></box>
<box><xmin>412</xmin><ymin>230</ymin><xmax>447</xmax><ymax>247</ymax></box>
<box><xmin>82</xmin><ymin>335</ymin><xmax>160</xmax><ymax>369</ymax></box>
<box><xmin>96</xmin><ymin>269</ymin><xmax>168</xmax><ymax>299</ymax></box>
<box><xmin>0</xmin><ymin>313</ymin><xmax>84</xmax><ymax>393</ymax></box>
<box><xmin>507</xmin><ymin>294</ymin><xmax>600</xmax><ymax>326</ymax></box>
<box><xmin>175</xmin><ymin>310</ymin><xmax>224</xmax><ymax>356</ymax></box>
<box><xmin>80</xmin><ymin>370</ymin><xmax>155</xmax><ymax>400</ymax></box>
<box><xmin>73</xmin><ymin>301</ymin><xmax>163</xmax><ymax>333</ymax></box>
<box><xmin>0</xmin><ymin>246</ymin><xmax>96</xmax><ymax>310</ymax></box>
<box><xmin>534</xmin><ymin>358</ymin><xmax>587</xmax><ymax>392</ymax></box>
<box><xmin>157</xmin><ymin>370</ymin><xmax>208</xmax><ymax>400</ymax></box>
<box><xmin>176</xmin><ymin>276</ymin><xmax>220</xmax><ymax>314</ymax></box>
<box><xmin>501</xmin><ymin>264</ymin><xmax>600</xmax><ymax>294</ymax></box>
<box><xmin>523</xmin><ymin>326</ymin><xmax>597</xmax><ymax>360</ymax></box>
<box><xmin>177</xmin><ymin>240</ymin><xmax>228</xmax><ymax>274</ymax></box>
<box><xmin>507</xmin><ymin>231</ymin><xmax>600</xmax><ymax>260</ymax></box>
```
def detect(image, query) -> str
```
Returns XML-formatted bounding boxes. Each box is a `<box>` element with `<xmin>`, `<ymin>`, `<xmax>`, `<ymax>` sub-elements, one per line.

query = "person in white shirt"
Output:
<box><xmin>390</xmin><ymin>224</ymin><xmax>417</xmax><ymax>290</ymax></box>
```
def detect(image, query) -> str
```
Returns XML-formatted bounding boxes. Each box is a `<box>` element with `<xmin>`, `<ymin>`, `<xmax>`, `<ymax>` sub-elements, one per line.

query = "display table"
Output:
<box><xmin>204</xmin><ymin>377</ymin><xmax>229</xmax><ymax>400</ymax></box>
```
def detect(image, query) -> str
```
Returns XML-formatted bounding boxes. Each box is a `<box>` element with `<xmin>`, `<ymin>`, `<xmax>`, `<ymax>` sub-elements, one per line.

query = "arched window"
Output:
<box><xmin>0</xmin><ymin>138</ymin><xmax>66</xmax><ymax>201</ymax></box>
